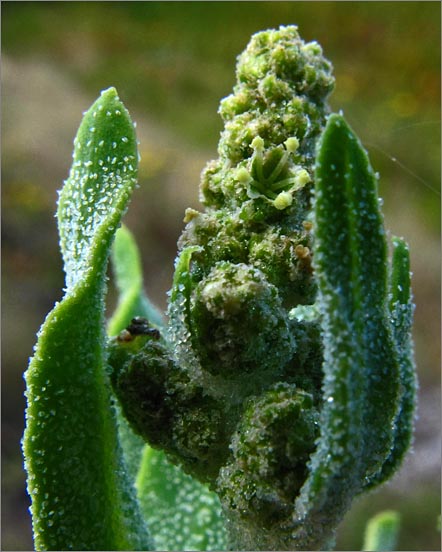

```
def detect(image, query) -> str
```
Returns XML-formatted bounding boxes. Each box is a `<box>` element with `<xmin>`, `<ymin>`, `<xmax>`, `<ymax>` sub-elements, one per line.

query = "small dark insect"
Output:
<box><xmin>127</xmin><ymin>317</ymin><xmax>161</xmax><ymax>338</ymax></box>
<box><xmin>117</xmin><ymin>317</ymin><xmax>161</xmax><ymax>342</ymax></box>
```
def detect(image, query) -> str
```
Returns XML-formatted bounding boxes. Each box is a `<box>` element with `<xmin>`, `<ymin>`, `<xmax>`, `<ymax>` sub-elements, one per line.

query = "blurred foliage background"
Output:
<box><xmin>2</xmin><ymin>2</ymin><xmax>440</xmax><ymax>550</ymax></box>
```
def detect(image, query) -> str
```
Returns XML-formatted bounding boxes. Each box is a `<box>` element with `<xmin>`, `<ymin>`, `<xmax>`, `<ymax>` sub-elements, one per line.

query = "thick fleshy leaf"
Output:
<box><xmin>23</xmin><ymin>88</ymin><xmax>152</xmax><ymax>551</ymax></box>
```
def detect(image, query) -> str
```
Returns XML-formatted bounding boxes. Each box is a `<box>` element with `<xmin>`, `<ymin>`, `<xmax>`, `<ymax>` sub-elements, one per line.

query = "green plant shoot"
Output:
<box><xmin>24</xmin><ymin>26</ymin><xmax>417</xmax><ymax>552</ymax></box>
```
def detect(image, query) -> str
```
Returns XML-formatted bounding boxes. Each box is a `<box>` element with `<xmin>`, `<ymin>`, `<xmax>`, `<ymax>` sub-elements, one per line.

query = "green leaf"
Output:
<box><xmin>293</xmin><ymin>114</ymin><xmax>401</xmax><ymax>548</ymax></box>
<box><xmin>363</xmin><ymin>510</ymin><xmax>401</xmax><ymax>551</ymax></box>
<box><xmin>136</xmin><ymin>447</ymin><xmax>228</xmax><ymax>551</ymax></box>
<box><xmin>364</xmin><ymin>237</ymin><xmax>417</xmax><ymax>488</ymax></box>
<box><xmin>108</xmin><ymin>226</ymin><xmax>227</xmax><ymax>551</ymax></box>
<box><xmin>170</xmin><ymin>245</ymin><xmax>203</xmax><ymax>303</ymax></box>
<box><xmin>58</xmin><ymin>88</ymin><xmax>138</xmax><ymax>291</ymax></box>
<box><xmin>23</xmin><ymin>87</ymin><xmax>152</xmax><ymax>551</ymax></box>
<box><xmin>108</xmin><ymin>224</ymin><xmax>164</xmax><ymax>337</ymax></box>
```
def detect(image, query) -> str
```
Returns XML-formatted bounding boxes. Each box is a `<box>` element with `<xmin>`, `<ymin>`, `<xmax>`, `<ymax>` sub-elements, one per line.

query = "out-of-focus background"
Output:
<box><xmin>2</xmin><ymin>2</ymin><xmax>440</xmax><ymax>550</ymax></box>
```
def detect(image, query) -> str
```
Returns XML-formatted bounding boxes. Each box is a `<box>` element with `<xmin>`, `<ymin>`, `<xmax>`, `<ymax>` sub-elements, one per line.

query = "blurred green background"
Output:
<box><xmin>2</xmin><ymin>2</ymin><xmax>440</xmax><ymax>550</ymax></box>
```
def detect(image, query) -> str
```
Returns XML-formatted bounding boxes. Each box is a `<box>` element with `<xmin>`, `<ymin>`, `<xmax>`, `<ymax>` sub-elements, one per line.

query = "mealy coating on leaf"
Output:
<box><xmin>24</xmin><ymin>88</ymin><xmax>152</xmax><ymax>551</ymax></box>
<box><xmin>136</xmin><ymin>447</ymin><xmax>227</xmax><ymax>551</ymax></box>
<box><xmin>363</xmin><ymin>237</ymin><xmax>417</xmax><ymax>489</ymax></box>
<box><xmin>291</xmin><ymin>114</ymin><xmax>412</xmax><ymax>551</ymax></box>
<box><xmin>57</xmin><ymin>88</ymin><xmax>138</xmax><ymax>291</ymax></box>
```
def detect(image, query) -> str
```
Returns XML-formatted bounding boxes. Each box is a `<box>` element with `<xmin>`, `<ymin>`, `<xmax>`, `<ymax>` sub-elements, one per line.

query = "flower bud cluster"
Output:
<box><xmin>110</xmin><ymin>26</ymin><xmax>335</xmax><ymax>540</ymax></box>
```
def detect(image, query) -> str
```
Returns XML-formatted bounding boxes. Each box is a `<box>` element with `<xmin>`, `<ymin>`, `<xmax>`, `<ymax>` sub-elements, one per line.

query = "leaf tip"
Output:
<box><xmin>100</xmin><ymin>86</ymin><xmax>119</xmax><ymax>100</ymax></box>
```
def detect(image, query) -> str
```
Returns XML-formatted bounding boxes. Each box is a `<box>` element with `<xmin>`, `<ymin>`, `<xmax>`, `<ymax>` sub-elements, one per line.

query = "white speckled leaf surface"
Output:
<box><xmin>23</xmin><ymin>88</ymin><xmax>152</xmax><ymax>551</ymax></box>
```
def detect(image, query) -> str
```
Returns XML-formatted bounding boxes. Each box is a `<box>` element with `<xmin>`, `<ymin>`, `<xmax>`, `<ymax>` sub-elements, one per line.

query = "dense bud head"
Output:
<box><xmin>191</xmin><ymin>262</ymin><xmax>296</xmax><ymax>377</ymax></box>
<box><xmin>160</xmin><ymin>27</ymin><xmax>334</xmax><ymax>490</ymax></box>
<box><xmin>216</xmin><ymin>25</ymin><xmax>334</xmax><ymax>173</ymax></box>
<box><xmin>218</xmin><ymin>383</ymin><xmax>319</xmax><ymax>547</ymax></box>
<box><xmin>181</xmin><ymin>25</ymin><xmax>334</xmax><ymax>309</ymax></box>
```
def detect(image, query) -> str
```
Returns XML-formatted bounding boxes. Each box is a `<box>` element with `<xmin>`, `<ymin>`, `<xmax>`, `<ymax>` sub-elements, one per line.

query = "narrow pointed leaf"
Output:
<box><xmin>293</xmin><ymin>114</ymin><xmax>400</xmax><ymax>548</ymax></box>
<box><xmin>23</xmin><ymin>88</ymin><xmax>152</xmax><ymax>551</ymax></box>
<box><xmin>108</xmin><ymin>224</ymin><xmax>164</xmax><ymax>337</ymax></box>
